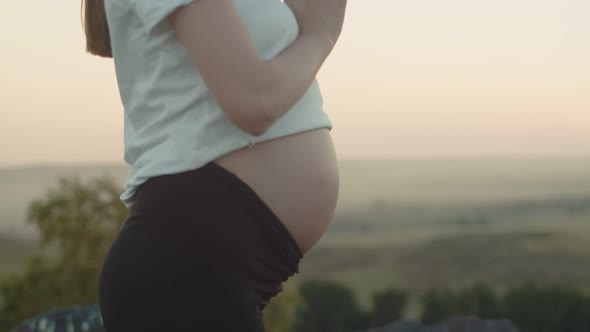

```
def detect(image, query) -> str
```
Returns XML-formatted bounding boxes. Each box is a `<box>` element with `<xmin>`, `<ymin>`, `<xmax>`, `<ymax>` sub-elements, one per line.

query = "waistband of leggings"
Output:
<box><xmin>202</xmin><ymin>162</ymin><xmax>304</xmax><ymax>261</ymax></box>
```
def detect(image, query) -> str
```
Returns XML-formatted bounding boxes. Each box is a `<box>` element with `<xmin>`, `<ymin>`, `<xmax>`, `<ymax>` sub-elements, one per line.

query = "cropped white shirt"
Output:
<box><xmin>104</xmin><ymin>0</ymin><xmax>333</xmax><ymax>208</ymax></box>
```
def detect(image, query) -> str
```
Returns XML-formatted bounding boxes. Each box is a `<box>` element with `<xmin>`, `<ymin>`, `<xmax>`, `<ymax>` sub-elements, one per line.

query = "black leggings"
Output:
<box><xmin>98</xmin><ymin>162</ymin><xmax>304</xmax><ymax>331</ymax></box>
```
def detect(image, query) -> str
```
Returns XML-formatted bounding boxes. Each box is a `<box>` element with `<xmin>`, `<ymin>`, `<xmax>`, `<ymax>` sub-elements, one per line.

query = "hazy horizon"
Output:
<box><xmin>1</xmin><ymin>0</ymin><xmax>589</xmax><ymax>167</ymax></box>
<box><xmin>2</xmin><ymin>158</ymin><xmax>589</xmax><ymax>239</ymax></box>
<box><xmin>1</xmin><ymin>155</ymin><xmax>590</xmax><ymax>170</ymax></box>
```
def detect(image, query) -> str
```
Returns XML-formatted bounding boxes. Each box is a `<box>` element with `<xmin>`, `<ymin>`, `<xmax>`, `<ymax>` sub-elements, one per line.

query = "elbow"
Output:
<box><xmin>224</xmin><ymin>102</ymin><xmax>273</xmax><ymax>137</ymax></box>
<box><xmin>222</xmin><ymin>90</ymin><xmax>276</xmax><ymax>137</ymax></box>
<box><xmin>247</xmin><ymin>124</ymin><xmax>269</xmax><ymax>137</ymax></box>
<box><xmin>237</xmin><ymin>115</ymin><xmax>270</xmax><ymax>136</ymax></box>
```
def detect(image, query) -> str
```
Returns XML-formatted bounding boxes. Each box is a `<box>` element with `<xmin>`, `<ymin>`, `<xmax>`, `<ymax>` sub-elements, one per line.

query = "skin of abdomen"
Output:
<box><xmin>213</xmin><ymin>128</ymin><xmax>339</xmax><ymax>255</ymax></box>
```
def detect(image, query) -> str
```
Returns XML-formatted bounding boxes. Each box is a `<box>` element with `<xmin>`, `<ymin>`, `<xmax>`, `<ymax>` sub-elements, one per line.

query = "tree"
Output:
<box><xmin>420</xmin><ymin>287</ymin><xmax>457</xmax><ymax>324</ymax></box>
<box><xmin>369</xmin><ymin>286</ymin><xmax>407</xmax><ymax>327</ymax></box>
<box><xmin>454</xmin><ymin>283</ymin><xmax>501</xmax><ymax>319</ymax></box>
<box><xmin>0</xmin><ymin>175</ymin><xmax>126</xmax><ymax>331</ymax></box>
<box><xmin>292</xmin><ymin>279</ymin><xmax>370</xmax><ymax>332</ymax></box>
<box><xmin>421</xmin><ymin>283</ymin><xmax>501</xmax><ymax>324</ymax></box>
<box><xmin>263</xmin><ymin>287</ymin><xmax>302</xmax><ymax>332</ymax></box>
<box><xmin>503</xmin><ymin>282</ymin><xmax>590</xmax><ymax>332</ymax></box>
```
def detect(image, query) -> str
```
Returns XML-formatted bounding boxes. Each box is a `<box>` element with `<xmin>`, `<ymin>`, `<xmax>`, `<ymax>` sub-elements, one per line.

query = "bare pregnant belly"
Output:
<box><xmin>213</xmin><ymin>128</ymin><xmax>339</xmax><ymax>255</ymax></box>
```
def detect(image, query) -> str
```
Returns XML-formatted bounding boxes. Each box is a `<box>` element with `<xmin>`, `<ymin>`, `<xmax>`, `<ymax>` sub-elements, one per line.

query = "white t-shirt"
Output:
<box><xmin>104</xmin><ymin>0</ymin><xmax>333</xmax><ymax>208</ymax></box>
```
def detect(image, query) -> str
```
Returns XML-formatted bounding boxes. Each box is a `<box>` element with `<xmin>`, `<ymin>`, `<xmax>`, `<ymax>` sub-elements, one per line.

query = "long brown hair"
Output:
<box><xmin>81</xmin><ymin>0</ymin><xmax>112</xmax><ymax>58</ymax></box>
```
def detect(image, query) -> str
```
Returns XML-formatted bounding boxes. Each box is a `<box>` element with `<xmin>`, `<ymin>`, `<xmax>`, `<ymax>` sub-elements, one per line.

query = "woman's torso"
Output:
<box><xmin>104</xmin><ymin>0</ymin><xmax>339</xmax><ymax>252</ymax></box>
<box><xmin>214</xmin><ymin>128</ymin><xmax>339</xmax><ymax>255</ymax></box>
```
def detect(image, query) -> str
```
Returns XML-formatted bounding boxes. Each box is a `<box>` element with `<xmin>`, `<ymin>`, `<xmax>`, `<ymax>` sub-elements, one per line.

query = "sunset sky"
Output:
<box><xmin>1</xmin><ymin>0</ymin><xmax>589</xmax><ymax>167</ymax></box>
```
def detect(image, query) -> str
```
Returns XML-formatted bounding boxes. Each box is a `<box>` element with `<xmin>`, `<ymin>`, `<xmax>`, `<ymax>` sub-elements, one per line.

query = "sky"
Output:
<box><xmin>1</xmin><ymin>0</ymin><xmax>589</xmax><ymax>167</ymax></box>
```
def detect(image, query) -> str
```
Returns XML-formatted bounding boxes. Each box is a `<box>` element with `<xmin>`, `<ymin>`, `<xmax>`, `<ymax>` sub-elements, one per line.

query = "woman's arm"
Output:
<box><xmin>169</xmin><ymin>0</ymin><xmax>332</xmax><ymax>136</ymax></box>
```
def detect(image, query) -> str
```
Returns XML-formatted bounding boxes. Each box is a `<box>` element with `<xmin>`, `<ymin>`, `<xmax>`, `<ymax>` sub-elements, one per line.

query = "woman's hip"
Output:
<box><xmin>100</xmin><ymin>162</ymin><xmax>303</xmax><ymax>312</ymax></box>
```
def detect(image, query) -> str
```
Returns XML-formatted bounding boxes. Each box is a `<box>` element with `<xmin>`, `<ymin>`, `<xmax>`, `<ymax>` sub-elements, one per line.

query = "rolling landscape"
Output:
<box><xmin>1</xmin><ymin>158</ymin><xmax>590</xmax><ymax>318</ymax></box>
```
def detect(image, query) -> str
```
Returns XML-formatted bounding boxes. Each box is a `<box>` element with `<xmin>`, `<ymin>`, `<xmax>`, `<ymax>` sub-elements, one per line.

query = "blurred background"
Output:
<box><xmin>1</xmin><ymin>0</ymin><xmax>589</xmax><ymax>331</ymax></box>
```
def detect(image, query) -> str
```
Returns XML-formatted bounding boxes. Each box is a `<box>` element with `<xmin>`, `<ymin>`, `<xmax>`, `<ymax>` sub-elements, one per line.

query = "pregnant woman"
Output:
<box><xmin>86</xmin><ymin>0</ymin><xmax>347</xmax><ymax>330</ymax></box>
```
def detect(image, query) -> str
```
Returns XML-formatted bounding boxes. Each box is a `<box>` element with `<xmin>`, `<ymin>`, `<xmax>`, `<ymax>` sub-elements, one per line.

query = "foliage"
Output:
<box><xmin>263</xmin><ymin>287</ymin><xmax>302</xmax><ymax>332</ymax></box>
<box><xmin>369</xmin><ymin>286</ymin><xmax>408</xmax><ymax>327</ymax></box>
<box><xmin>421</xmin><ymin>283</ymin><xmax>501</xmax><ymax>324</ymax></box>
<box><xmin>292</xmin><ymin>279</ymin><xmax>370</xmax><ymax>332</ymax></box>
<box><xmin>421</xmin><ymin>281</ymin><xmax>590</xmax><ymax>331</ymax></box>
<box><xmin>503</xmin><ymin>282</ymin><xmax>590</xmax><ymax>332</ymax></box>
<box><xmin>420</xmin><ymin>287</ymin><xmax>458</xmax><ymax>324</ymax></box>
<box><xmin>0</xmin><ymin>175</ymin><xmax>126</xmax><ymax>331</ymax></box>
<box><xmin>457</xmin><ymin>282</ymin><xmax>502</xmax><ymax>318</ymax></box>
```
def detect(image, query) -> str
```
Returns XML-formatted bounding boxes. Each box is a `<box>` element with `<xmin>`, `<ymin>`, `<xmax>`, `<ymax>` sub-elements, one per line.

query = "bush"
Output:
<box><xmin>421</xmin><ymin>281</ymin><xmax>590</xmax><ymax>331</ymax></box>
<box><xmin>292</xmin><ymin>279</ymin><xmax>370</xmax><ymax>332</ymax></box>
<box><xmin>369</xmin><ymin>287</ymin><xmax>408</xmax><ymax>327</ymax></box>
<box><xmin>503</xmin><ymin>282</ymin><xmax>590</xmax><ymax>332</ymax></box>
